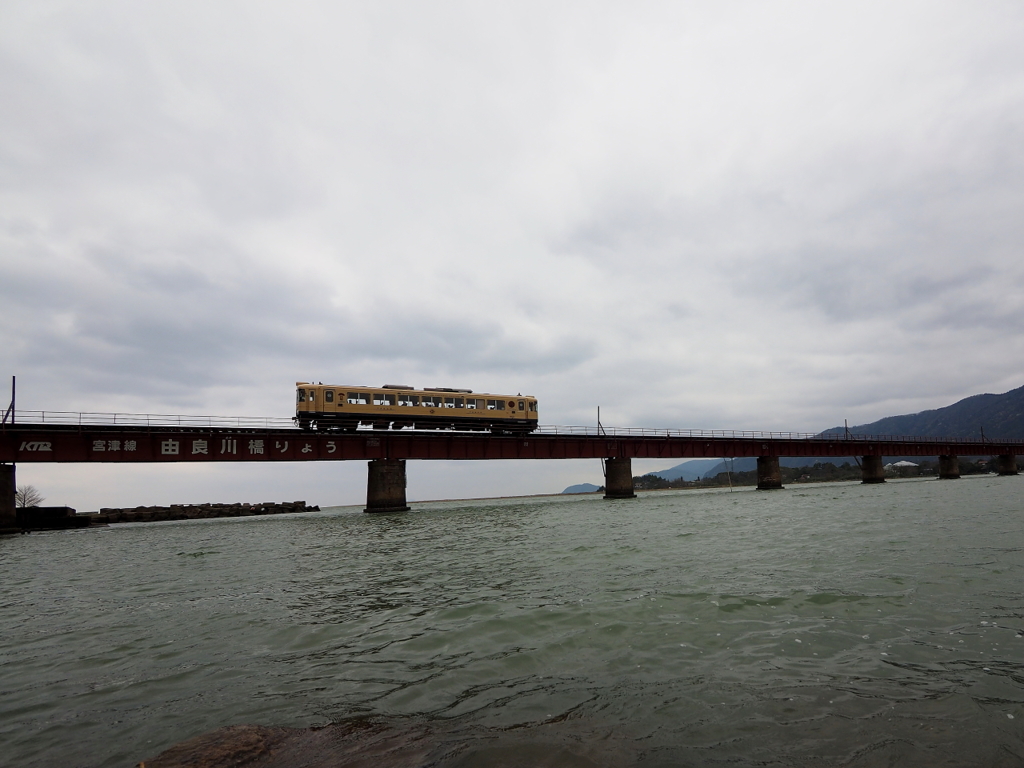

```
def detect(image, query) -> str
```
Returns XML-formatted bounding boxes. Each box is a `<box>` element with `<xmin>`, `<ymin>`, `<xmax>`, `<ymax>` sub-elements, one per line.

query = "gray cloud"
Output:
<box><xmin>4</xmin><ymin>2</ymin><xmax>1024</xmax><ymax>505</ymax></box>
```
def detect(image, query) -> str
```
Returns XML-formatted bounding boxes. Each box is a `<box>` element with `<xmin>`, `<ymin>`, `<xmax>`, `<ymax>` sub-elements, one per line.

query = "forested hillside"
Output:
<box><xmin>821</xmin><ymin>384</ymin><xmax>1024</xmax><ymax>439</ymax></box>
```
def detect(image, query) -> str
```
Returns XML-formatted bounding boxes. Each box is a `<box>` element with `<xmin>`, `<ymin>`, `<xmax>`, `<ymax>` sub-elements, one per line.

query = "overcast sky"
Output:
<box><xmin>4</xmin><ymin>2</ymin><xmax>1024</xmax><ymax>509</ymax></box>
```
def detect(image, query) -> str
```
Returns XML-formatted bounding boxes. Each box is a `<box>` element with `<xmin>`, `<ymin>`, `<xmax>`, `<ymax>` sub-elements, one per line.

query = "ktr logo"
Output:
<box><xmin>19</xmin><ymin>441</ymin><xmax>52</xmax><ymax>452</ymax></box>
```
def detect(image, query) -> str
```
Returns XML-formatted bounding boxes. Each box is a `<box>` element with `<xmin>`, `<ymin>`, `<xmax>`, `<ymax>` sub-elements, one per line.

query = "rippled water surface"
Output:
<box><xmin>3</xmin><ymin>476</ymin><xmax>1024</xmax><ymax>766</ymax></box>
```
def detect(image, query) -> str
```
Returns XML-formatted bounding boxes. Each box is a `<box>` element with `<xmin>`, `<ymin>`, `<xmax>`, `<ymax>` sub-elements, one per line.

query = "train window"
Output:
<box><xmin>454</xmin><ymin>398</ymin><xmax>464</xmax><ymax>408</ymax></box>
<box><xmin>309</xmin><ymin>391</ymin><xmax>316</xmax><ymax>402</ymax></box>
<box><xmin>297</xmin><ymin>389</ymin><xmax>306</xmax><ymax>403</ymax></box>
<box><xmin>466</xmin><ymin>398</ymin><xmax>478</xmax><ymax>409</ymax></box>
<box><xmin>325</xmin><ymin>390</ymin><xmax>334</xmax><ymax>403</ymax></box>
<box><xmin>398</xmin><ymin>394</ymin><xmax>419</xmax><ymax>406</ymax></box>
<box><xmin>486</xmin><ymin>399</ymin><xmax>505</xmax><ymax>411</ymax></box>
<box><xmin>444</xmin><ymin>397</ymin><xmax>455</xmax><ymax>408</ymax></box>
<box><xmin>373</xmin><ymin>394</ymin><xmax>395</xmax><ymax>406</ymax></box>
<box><xmin>518</xmin><ymin>400</ymin><xmax>525</xmax><ymax>411</ymax></box>
<box><xmin>530</xmin><ymin>401</ymin><xmax>537</xmax><ymax>412</ymax></box>
<box><xmin>348</xmin><ymin>392</ymin><xmax>369</xmax><ymax>404</ymax></box>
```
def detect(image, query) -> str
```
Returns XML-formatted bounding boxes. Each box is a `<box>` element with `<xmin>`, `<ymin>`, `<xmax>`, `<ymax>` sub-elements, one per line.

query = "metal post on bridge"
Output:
<box><xmin>0</xmin><ymin>377</ymin><xmax>18</xmax><ymax>534</ymax></box>
<box><xmin>1</xmin><ymin>376</ymin><xmax>13</xmax><ymax>427</ymax></box>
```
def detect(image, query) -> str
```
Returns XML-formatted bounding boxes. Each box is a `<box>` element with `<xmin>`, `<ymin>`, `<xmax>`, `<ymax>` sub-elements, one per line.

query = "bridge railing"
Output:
<box><xmin>535</xmin><ymin>425</ymin><xmax>826</xmax><ymax>439</ymax></box>
<box><xmin>8</xmin><ymin>410</ymin><xmax>297</xmax><ymax>430</ymax></box>
<box><xmin>6</xmin><ymin>410</ymin><xmax>1019</xmax><ymax>446</ymax></box>
<box><xmin>533</xmin><ymin>425</ymin><xmax>1016</xmax><ymax>444</ymax></box>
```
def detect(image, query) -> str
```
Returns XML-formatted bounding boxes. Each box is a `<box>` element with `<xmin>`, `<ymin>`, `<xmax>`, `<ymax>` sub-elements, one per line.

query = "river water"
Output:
<box><xmin>2</xmin><ymin>475</ymin><xmax>1024</xmax><ymax>767</ymax></box>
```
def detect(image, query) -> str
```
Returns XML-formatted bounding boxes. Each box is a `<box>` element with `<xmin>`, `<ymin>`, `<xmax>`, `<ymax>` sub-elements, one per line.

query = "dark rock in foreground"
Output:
<box><xmin>140</xmin><ymin>718</ymin><xmax>626</xmax><ymax>768</ymax></box>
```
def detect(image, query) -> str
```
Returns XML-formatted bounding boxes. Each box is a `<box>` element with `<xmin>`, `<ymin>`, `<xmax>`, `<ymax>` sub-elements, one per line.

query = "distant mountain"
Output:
<box><xmin>562</xmin><ymin>483</ymin><xmax>601</xmax><ymax>494</ymax></box>
<box><xmin>650</xmin><ymin>458</ymin><xmax>725</xmax><ymax>481</ymax></box>
<box><xmin>821</xmin><ymin>384</ymin><xmax>1024</xmax><ymax>440</ymax></box>
<box><xmin>700</xmin><ymin>386</ymin><xmax>1024</xmax><ymax>475</ymax></box>
<box><xmin>695</xmin><ymin>457</ymin><xmax>830</xmax><ymax>479</ymax></box>
<box><xmin>652</xmin><ymin>457</ymin><xmax>848</xmax><ymax>482</ymax></box>
<box><xmin>563</xmin><ymin>384</ymin><xmax>1024</xmax><ymax>489</ymax></box>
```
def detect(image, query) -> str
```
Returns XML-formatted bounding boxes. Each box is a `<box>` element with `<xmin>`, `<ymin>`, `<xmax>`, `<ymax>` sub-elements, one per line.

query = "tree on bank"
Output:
<box><xmin>16</xmin><ymin>485</ymin><xmax>44</xmax><ymax>508</ymax></box>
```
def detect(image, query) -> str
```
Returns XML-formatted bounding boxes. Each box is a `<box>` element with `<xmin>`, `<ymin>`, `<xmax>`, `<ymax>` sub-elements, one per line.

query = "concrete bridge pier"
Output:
<box><xmin>603</xmin><ymin>457</ymin><xmax>636</xmax><ymax>499</ymax></box>
<box><xmin>756</xmin><ymin>456</ymin><xmax>784</xmax><ymax>490</ymax></box>
<box><xmin>938</xmin><ymin>455</ymin><xmax>960</xmax><ymax>479</ymax></box>
<box><xmin>995</xmin><ymin>454</ymin><xmax>1019</xmax><ymax>476</ymax></box>
<box><xmin>0</xmin><ymin>464</ymin><xmax>20</xmax><ymax>534</ymax></box>
<box><xmin>861</xmin><ymin>455</ymin><xmax>886</xmax><ymax>484</ymax></box>
<box><xmin>364</xmin><ymin>459</ymin><xmax>411</xmax><ymax>513</ymax></box>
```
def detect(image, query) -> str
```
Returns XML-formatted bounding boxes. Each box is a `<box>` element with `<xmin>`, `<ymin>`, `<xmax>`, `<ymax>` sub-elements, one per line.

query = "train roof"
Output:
<box><xmin>295</xmin><ymin>383</ymin><xmax>535</xmax><ymax>397</ymax></box>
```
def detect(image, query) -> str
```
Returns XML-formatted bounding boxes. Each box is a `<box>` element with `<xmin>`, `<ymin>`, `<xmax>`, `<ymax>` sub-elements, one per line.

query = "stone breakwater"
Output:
<box><xmin>15</xmin><ymin>502</ymin><xmax>322</xmax><ymax>530</ymax></box>
<box><xmin>91</xmin><ymin>501</ymin><xmax>320</xmax><ymax>525</ymax></box>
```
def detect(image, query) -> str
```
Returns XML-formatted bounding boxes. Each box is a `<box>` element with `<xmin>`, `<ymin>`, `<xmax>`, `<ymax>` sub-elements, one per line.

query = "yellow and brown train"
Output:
<box><xmin>295</xmin><ymin>383</ymin><xmax>538</xmax><ymax>433</ymax></box>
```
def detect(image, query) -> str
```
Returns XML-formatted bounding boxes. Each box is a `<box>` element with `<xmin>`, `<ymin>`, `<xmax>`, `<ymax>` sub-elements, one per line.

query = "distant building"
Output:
<box><xmin>884</xmin><ymin>460</ymin><xmax>919</xmax><ymax>476</ymax></box>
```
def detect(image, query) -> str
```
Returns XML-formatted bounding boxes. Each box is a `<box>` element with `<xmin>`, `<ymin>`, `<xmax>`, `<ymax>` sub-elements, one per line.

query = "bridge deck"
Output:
<box><xmin>3</xmin><ymin>421</ymin><xmax>1022</xmax><ymax>462</ymax></box>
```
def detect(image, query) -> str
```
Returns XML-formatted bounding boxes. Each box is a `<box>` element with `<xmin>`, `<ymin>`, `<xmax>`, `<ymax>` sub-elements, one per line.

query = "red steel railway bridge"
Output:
<box><xmin>2</xmin><ymin>409</ymin><xmax>1022</xmax><ymax>532</ymax></box>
